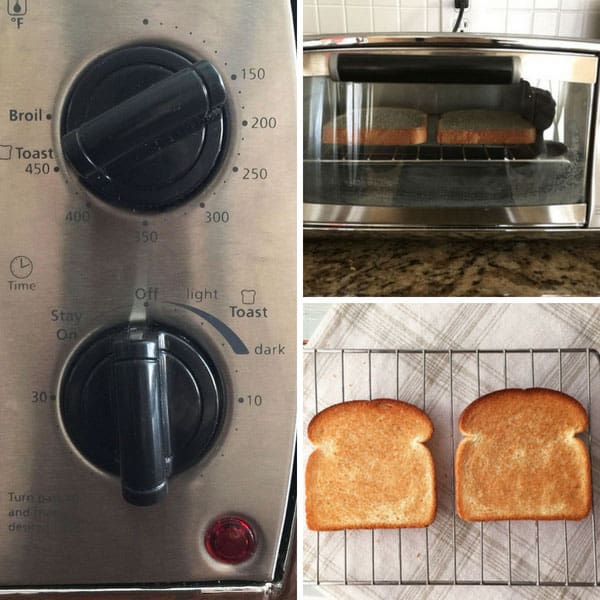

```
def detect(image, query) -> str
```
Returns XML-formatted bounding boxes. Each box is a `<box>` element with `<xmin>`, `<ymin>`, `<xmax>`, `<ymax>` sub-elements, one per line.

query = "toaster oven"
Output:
<box><xmin>0</xmin><ymin>0</ymin><xmax>296</xmax><ymax>597</ymax></box>
<box><xmin>304</xmin><ymin>34</ymin><xmax>600</xmax><ymax>232</ymax></box>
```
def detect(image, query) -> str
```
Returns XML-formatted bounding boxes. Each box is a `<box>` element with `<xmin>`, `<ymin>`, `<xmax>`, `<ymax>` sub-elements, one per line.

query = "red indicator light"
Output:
<box><xmin>205</xmin><ymin>516</ymin><xmax>257</xmax><ymax>564</ymax></box>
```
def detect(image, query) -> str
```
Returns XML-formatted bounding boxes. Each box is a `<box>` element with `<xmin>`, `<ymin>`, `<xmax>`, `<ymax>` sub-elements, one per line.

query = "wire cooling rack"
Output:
<box><xmin>303</xmin><ymin>347</ymin><xmax>600</xmax><ymax>587</ymax></box>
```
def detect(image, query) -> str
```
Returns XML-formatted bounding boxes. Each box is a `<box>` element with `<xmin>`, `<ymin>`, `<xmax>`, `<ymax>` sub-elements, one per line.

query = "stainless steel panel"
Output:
<box><xmin>589</xmin><ymin>69</ymin><xmax>600</xmax><ymax>229</ymax></box>
<box><xmin>0</xmin><ymin>0</ymin><xmax>296</xmax><ymax>591</ymax></box>
<box><xmin>304</xmin><ymin>32</ymin><xmax>600</xmax><ymax>56</ymax></box>
<box><xmin>303</xmin><ymin>203</ymin><xmax>587</xmax><ymax>229</ymax></box>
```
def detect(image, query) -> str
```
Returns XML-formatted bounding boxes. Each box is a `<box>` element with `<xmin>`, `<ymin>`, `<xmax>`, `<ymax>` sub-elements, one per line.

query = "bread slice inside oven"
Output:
<box><xmin>437</xmin><ymin>109</ymin><xmax>536</xmax><ymax>145</ymax></box>
<box><xmin>322</xmin><ymin>108</ymin><xmax>428</xmax><ymax>146</ymax></box>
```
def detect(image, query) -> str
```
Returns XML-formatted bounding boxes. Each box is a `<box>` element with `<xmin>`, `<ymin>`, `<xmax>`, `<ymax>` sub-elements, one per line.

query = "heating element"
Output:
<box><xmin>304</xmin><ymin>347</ymin><xmax>600</xmax><ymax>587</ymax></box>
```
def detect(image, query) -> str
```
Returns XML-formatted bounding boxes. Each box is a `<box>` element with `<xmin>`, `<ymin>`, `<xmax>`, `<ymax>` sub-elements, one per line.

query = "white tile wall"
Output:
<box><xmin>373</xmin><ymin>6</ymin><xmax>399</xmax><ymax>29</ymax></box>
<box><xmin>304</xmin><ymin>0</ymin><xmax>600</xmax><ymax>38</ymax></box>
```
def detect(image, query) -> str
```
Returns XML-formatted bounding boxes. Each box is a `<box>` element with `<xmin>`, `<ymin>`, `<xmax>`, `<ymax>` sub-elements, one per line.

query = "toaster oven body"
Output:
<box><xmin>304</xmin><ymin>35</ymin><xmax>600</xmax><ymax>233</ymax></box>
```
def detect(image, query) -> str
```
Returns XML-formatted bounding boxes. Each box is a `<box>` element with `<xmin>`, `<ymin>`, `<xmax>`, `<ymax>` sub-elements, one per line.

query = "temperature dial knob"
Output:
<box><xmin>61</xmin><ymin>46</ymin><xmax>227</xmax><ymax>211</ymax></box>
<box><xmin>61</xmin><ymin>325</ymin><xmax>223</xmax><ymax>506</ymax></box>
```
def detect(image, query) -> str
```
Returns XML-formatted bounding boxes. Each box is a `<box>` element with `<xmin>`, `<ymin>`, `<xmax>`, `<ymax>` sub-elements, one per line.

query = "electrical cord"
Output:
<box><xmin>452</xmin><ymin>0</ymin><xmax>469</xmax><ymax>32</ymax></box>
<box><xmin>452</xmin><ymin>6</ymin><xmax>465</xmax><ymax>32</ymax></box>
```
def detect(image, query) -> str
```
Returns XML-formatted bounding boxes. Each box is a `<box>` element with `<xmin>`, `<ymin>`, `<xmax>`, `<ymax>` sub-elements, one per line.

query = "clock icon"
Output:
<box><xmin>10</xmin><ymin>255</ymin><xmax>33</xmax><ymax>279</ymax></box>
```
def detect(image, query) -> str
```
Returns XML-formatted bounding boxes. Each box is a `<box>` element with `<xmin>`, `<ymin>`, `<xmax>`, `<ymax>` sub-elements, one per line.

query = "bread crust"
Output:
<box><xmin>322</xmin><ymin>108</ymin><xmax>427</xmax><ymax>146</ymax></box>
<box><xmin>306</xmin><ymin>399</ymin><xmax>436</xmax><ymax>531</ymax></box>
<box><xmin>437</xmin><ymin>110</ymin><xmax>536</xmax><ymax>145</ymax></box>
<box><xmin>455</xmin><ymin>388</ymin><xmax>591</xmax><ymax>522</ymax></box>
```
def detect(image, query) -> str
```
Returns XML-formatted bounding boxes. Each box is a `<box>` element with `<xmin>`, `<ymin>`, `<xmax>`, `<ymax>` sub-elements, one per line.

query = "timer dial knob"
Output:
<box><xmin>61</xmin><ymin>46</ymin><xmax>227</xmax><ymax>211</ymax></box>
<box><xmin>61</xmin><ymin>325</ymin><xmax>223</xmax><ymax>506</ymax></box>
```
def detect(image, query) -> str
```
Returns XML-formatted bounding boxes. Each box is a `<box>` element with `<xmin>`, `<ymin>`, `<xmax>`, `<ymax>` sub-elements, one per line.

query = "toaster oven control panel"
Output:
<box><xmin>0</xmin><ymin>0</ymin><xmax>296</xmax><ymax>591</ymax></box>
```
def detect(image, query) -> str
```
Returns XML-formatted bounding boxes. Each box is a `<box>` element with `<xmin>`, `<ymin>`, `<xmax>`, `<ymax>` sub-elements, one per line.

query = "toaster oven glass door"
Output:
<box><xmin>304</xmin><ymin>48</ymin><xmax>598</xmax><ymax>229</ymax></box>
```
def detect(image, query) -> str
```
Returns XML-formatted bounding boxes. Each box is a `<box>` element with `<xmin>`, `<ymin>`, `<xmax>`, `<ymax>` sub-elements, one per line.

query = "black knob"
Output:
<box><xmin>61</xmin><ymin>46</ymin><xmax>227</xmax><ymax>211</ymax></box>
<box><xmin>61</xmin><ymin>325</ymin><xmax>223</xmax><ymax>506</ymax></box>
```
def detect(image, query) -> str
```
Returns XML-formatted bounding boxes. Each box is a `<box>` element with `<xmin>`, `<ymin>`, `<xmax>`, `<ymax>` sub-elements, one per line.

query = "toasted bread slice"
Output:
<box><xmin>437</xmin><ymin>109</ymin><xmax>536</xmax><ymax>145</ymax></box>
<box><xmin>456</xmin><ymin>388</ymin><xmax>591</xmax><ymax>522</ymax></box>
<box><xmin>322</xmin><ymin>108</ymin><xmax>427</xmax><ymax>146</ymax></box>
<box><xmin>306</xmin><ymin>399</ymin><xmax>436</xmax><ymax>531</ymax></box>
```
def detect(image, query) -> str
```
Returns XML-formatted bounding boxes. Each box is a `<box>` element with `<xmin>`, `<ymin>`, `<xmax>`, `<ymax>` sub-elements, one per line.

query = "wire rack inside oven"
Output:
<box><xmin>309</xmin><ymin>141</ymin><xmax>569</xmax><ymax>163</ymax></box>
<box><xmin>303</xmin><ymin>347</ymin><xmax>600</xmax><ymax>588</ymax></box>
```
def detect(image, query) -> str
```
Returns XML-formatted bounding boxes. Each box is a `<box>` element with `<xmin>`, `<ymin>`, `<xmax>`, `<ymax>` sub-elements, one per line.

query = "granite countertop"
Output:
<box><xmin>304</xmin><ymin>238</ymin><xmax>600</xmax><ymax>296</ymax></box>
